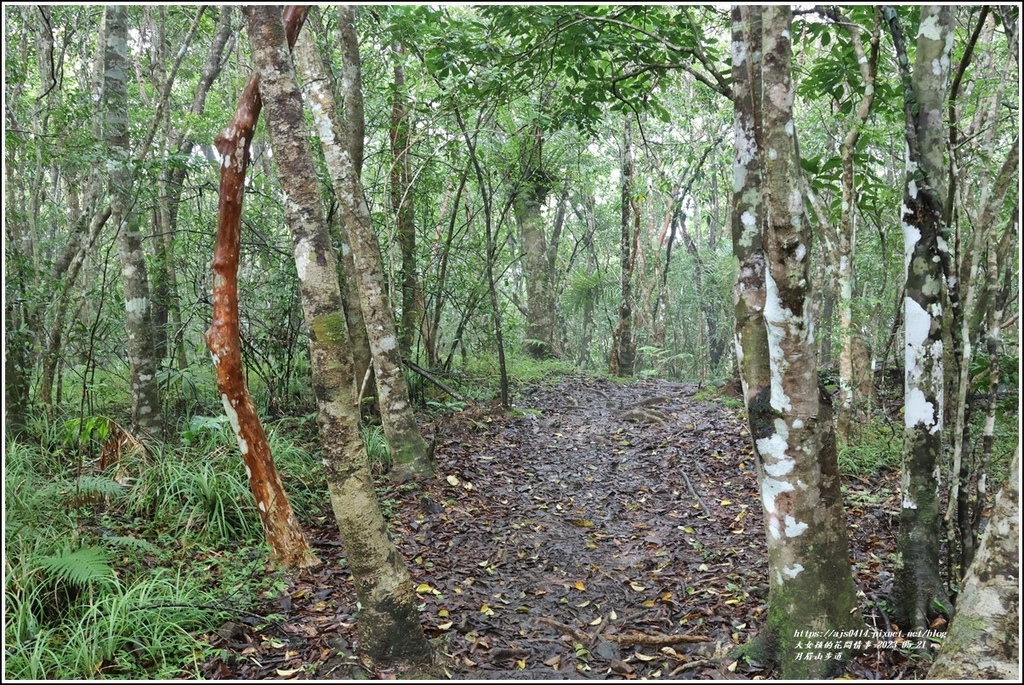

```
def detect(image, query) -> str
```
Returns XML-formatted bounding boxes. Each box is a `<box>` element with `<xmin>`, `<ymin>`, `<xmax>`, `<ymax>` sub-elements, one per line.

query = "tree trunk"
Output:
<box><xmin>833</xmin><ymin>8</ymin><xmax>880</xmax><ymax>443</ymax></box>
<box><xmin>609</xmin><ymin>116</ymin><xmax>636</xmax><ymax>377</ymax></box>
<box><xmin>514</xmin><ymin>126</ymin><xmax>560</xmax><ymax>359</ymax></box>
<box><xmin>731</xmin><ymin>5</ymin><xmax>770</xmax><ymax>436</ymax></box>
<box><xmin>302</xmin><ymin>6</ymin><xmax>433</xmax><ymax>483</ymax></box>
<box><xmin>928</xmin><ymin>448</ymin><xmax>1020</xmax><ymax>680</ymax></box>
<box><xmin>206</xmin><ymin>5</ymin><xmax>319</xmax><ymax>570</ymax></box>
<box><xmin>247</xmin><ymin>7</ymin><xmax>433</xmax><ymax>668</ymax></box>
<box><xmin>885</xmin><ymin>5</ymin><xmax>956</xmax><ymax>629</ymax></box>
<box><xmin>735</xmin><ymin>7</ymin><xmax>863</xmax><ymax>678</ymax></box>
<box><xmin>390</xmin><ymin>44</ymin><xmax>423</xmax><ymax>360</ymax></box>
<box><xmin>102</xmin><ymin>5</ymin><xmax>163</xmax><ymax>439</ymax></box>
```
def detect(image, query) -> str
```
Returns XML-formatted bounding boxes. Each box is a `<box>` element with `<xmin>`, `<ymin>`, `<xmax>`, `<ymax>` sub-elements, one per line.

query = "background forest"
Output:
<box><xmin>3</xmin><ymin>4</ymin><xmax>1019</xmax><ymax>680</ymax></box>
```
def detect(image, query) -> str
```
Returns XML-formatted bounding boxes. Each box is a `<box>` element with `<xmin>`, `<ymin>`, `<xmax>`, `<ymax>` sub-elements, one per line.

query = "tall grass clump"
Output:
<box><xmin>4</xmin><ymin>438</ymin><xmax>228</xmax><ymax>679</ymax></box>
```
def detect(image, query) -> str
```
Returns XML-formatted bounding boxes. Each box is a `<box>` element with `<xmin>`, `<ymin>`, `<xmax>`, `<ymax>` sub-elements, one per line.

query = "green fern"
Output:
<box><xmin>37</xmin><ymin>545</ymin><xmax>115</xmax><ymax>589</ymax></box>
<box><xmin>73</xmin><ymin>475</ymin><xmax>128</xmax><ymax>500</ymax></box>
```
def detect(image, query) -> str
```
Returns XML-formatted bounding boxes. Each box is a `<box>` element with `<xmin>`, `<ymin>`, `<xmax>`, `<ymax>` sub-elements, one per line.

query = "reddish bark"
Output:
<box><xmin>205</xmin><ymin>5</ymin><xmax>318</xmax><ymax>569</ymax></box>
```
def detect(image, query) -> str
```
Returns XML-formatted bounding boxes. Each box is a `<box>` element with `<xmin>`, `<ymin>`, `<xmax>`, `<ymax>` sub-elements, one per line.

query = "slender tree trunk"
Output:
<box><xmin>609</xmin><ymin>116</ymin><xmax>636</xmax><ymax>377</ymax></box>
<box><xmin>161</xmin><ymin>6</ymin><xmax>234</xmax><ymax>372</ymax></box>
<box><xmin>885</xmin><ymin>4</ymin><xmax>956</xmax><ymax>629</ymax></box>
<box><xmin>298</xmin><ymin>6</ymin><xmax>433</xmax><ymax>483</ymax></box>
<box><xmin>735</xmin><ymin>8</ymin><xmax>863</xmax><ymax>678</ymax></box>
<box><xmin>248</xmin><ymin>7</ymin><xmax>433</xmax><ymax>668</ymax></box>
<box><xmin>206</xmin><ymin>5</ymin><xmax>319</xmax><ymax>570</ymax></box>
<box><xmin>102</xmin><ymin>5</ymin><xmax>163</xmax><ymax>439</ymax></box>
<box><xmin>928</xmin><ymin>448</ymin><xmax>1020</xmax><ymax>680</ymax></box>
<box><xmin>731</xmin><ymin>6</ymin><xmax>770</xmax><ymax>418</ymax></box>
<box><xmin>453</xmin><ymin>104</ymin><xmax>510</xmax><ymax>405</ymax></box>
<box><xmin>390</xmin><ymin>44</ymin><xmax>423</xmax><ymax>360</ymax></box>
<box><xmin>833</xmin><ymin>8</ymin><xmax>880</xmax><ymax>443</ymax></box>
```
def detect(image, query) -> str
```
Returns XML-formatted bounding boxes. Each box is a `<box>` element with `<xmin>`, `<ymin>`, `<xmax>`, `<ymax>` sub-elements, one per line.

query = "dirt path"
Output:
<box><xmin>203</xmin><ymin>375</ymin><xmax>919</xmax><ymax>680</ymax></box>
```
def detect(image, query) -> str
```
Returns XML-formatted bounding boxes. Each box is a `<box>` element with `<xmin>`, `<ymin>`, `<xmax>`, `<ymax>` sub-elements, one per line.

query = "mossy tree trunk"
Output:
<box><xmin>389</xmin><ymin>43</ymin><xmax>424</xmax><ymax>361</ymax></box>
<box><xmin>609</xmin><ymin>116</ymin><xmax>637</xmax><ymax>377</ymax></box>
<box><xmin>304</xmin><ymin>6</ymin><xmax>433</xmax><ymax>483</ymax></box>
<box><xmin>514</xmin><ymin>122</ymin><xmax>561</xmax><ymax>360</ymax></box>
<box><xmin>884</xmin><ymin>5</ymin><xmax>955</xmax><ymax>630</ymax></box>
<box><xmin>733</xmin><ymin>7</ymin><xmax>864</xmax><ymax>678</ymax></box>
<box><xmin>248</xmin><ymin>6</ymin><xmax>433</xmax><ymax>668</ymax></box>
<box><xmin>102</xmin><ymin>5</ymin><xmax>163</xmax><ymax>439</ymax></box>
<box><xmin>928</xmin><ymin>448</ymin><xmax>1019</xmax><ymax>680</ymax></box>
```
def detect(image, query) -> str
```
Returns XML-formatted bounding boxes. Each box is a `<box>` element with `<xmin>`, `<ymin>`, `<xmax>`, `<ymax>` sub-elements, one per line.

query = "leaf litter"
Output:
<box><xmin>200</xmin><ymin>375</ymin><xmax>929</xmax><ymax>680</ymax></box>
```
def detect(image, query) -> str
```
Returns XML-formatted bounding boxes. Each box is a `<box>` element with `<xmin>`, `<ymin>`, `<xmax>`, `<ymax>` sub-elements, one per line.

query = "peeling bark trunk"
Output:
<box><xmin>247</xmin><ymin>6</ymin><xmax>432</xmax><ymax>667</ymax></box>
<box><xmin>928</xmin><ymin>448</ymin><xmax>1020</xmax><ymax>680</ymax></box>
<box><xmin>206</xmin><ymin>5</ymin><xmax>318</xmax><ymax>570</ymax></box>
<box><xmin>735</xmin><ymin>7</ymin><xmax>863</xmax><ymax>678</ymax></box>
<box><xmin>302</xmin><ymin>6</ymin><xmax>433</xmax><ymax>483</ymax></box>
<box><xmin>103</xmin><ymin>5</ymin><xmax>163</xmax><ymax>439</ymax></box>
<box><xmin>885</xmin><ymin>5</ymin><xmax>956</xmax><ymax>629</ymax></box>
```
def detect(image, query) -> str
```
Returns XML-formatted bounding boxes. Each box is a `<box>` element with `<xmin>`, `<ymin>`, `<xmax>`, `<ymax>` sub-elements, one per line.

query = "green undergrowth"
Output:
<box><xmin>837</xmin><ymin>422</ymin><xmax>902</xmax><ymax>477</ymax></box>
<box><xmin>2</xmin><ymin>415</ymin><xmax>330</xmax><ymax>680</ymax></box>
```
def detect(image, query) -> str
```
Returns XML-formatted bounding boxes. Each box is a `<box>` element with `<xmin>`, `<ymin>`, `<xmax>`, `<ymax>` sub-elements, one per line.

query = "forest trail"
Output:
<box><xmin>203</xmin><ymin>375</ymin><xmax>916</xmax><ymax>680</ymax></box>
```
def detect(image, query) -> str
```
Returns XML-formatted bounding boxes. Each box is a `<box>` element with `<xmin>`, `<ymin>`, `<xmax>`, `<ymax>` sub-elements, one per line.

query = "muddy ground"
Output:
<box><xmin>202</xmin><ymin>375</ymin><xmax>927</xmax><ymax>680</ymax></box>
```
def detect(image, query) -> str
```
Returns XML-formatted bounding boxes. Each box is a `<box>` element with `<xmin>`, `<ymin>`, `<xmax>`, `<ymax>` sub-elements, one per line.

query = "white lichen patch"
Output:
<box><xmin>905</xmin><ymin>296</ymin><xmax>931</xmax><ymax>349</ymax></box>
<box><xmin>761</xmin><ymin>476</ymin><xmax>795</xmax><ymax>517</ymax></box>
<box><xmin>221</xmin><ymin>393</ymin><xmax>249</xmax><ymax>455</ymax></box>
<box><xmin>785</xmin><ymin>120</ymin><xmax>794</xmax><ymax>137</ymax></box>
<box><xmin>918</xmin><ymin>13</ymin><xmax>944</xmax><ymax>41</ymax></box>
<box><xmin>782</xmin><ymin>563</ymin><xmax>804</xmax><ymax>579</ymax></box>
<box><xmin>795</xmin><ymin>244</ymin><xmax>806</xmax><ymax>262</ymax></box>
<box><xmin>768</xmin><ymin>148</ymin><xmax>778</xmax><ymax>160</ymax></box>
<box><xmin>902</xmin><ymin>220</ymin><xmax>921</xmax><ymax>269</ymax></box>
<box><xmin>258</xmin><ymin>500</ymin><xmax>266</xmax><ymax>513</ymax></box>
<box><xmin>902</xmin><ymin>492</ymin><xmax>918</xmax><ymax>509</ymax></box>
<box><xmin>905</xmin><ymin>387</ymin><xmax>937</xmax><ymax>432</ymax></box>
<box><xmin>763</xmin><ymin>269</ymin><xmax>793</xmax><ymax>412</ymax></box>
<box><xmin>784</xmin><ymin>515</ymin><xmax>808</xmax><ymax>537</ymax></box>
<box><xmin>379</xmin><ymin>335</ymin><xmax>397</xmax><ymax>352</ymax></box>
<box><xmin>733</xmin><ymin>39</ymin><xmax>747</xmax><ymax>67</ymax></box>
<box><xmin>294</xmin><ymin>237</ymin><xmax>314</xmax><ymax>282</ymax></box>
<box><xmin>125</xmin><ymin>297</ymin><xmax>148</xmax><ymax>315</ymax></box>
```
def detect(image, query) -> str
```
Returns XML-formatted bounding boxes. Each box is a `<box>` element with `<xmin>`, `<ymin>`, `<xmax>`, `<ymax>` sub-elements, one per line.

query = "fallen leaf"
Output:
<box><xmin>588</xmin><ymin>616</ymin><xmax>602</xmax><ymax>625</ymax></box>
<box><xmin>568</xmin><ymin>518</ymin><xmax>595</xmax><ymax>527</ymax></box>
<box><xmin>275</xmin><ymin>667</ymin><xmax>303</xmax><ymax>677</ymax></box>
<box><xmin>630</xmin><ymin>581</ymin><xmax>646</xmax><ymax>591</ymax></box>
<box><xmin>446</xmin><ymin>474</ymin><xmax>460</xmax><ymax>486</ymax></box>
<box><xmin>573</xmin><ymin>580</ymin><xmax>586</xmax><ymax>591</ymax></box>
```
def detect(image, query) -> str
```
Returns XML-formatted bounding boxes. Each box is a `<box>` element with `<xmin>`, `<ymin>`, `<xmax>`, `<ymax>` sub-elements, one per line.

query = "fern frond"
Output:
<box><xmin>73</xmin><ymin>475</ymin><xmax>127</xmax><ymax>500</ymax></box>
<box><xmin>37</xmin><ymin>546</ymin><xmax>115</xmax><ymax>588</ymax></box>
